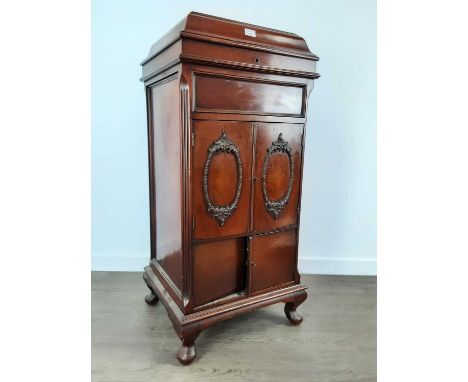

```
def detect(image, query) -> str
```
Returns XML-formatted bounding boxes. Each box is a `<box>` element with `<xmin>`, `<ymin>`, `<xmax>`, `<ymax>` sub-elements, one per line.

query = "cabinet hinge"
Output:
<box><xmin>192</xmin><ymin>217</ymin><xmax>195</xmax><ymax>231</ymax></box>
<box><xmin>191</xmin><ymin>131</ymin><xmax>195</xmax><ymax>147</ymax></box>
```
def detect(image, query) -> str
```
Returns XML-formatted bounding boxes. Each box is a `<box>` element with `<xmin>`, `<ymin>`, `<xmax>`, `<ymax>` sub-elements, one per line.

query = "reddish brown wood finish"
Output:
<box><xmin>148</xmin><ymin>74</ymin><xmax>184</xmax><ymax>292</ymax></box>
<box><xmin>141</xmin><ymin>12</ymin><xmax>319</xmax><ymax>365</ymax></box>
<box><xmin>182</xmin><ymin>39</ymin><xmax>317</xmax><ymax>77</ymax></box>
<box><xmin>249</xmin><ymin>230</ymin><xmax>297</xmax><ymax>293</ymax></box>
<box><xmin>194</xmin><ymin>73</ymin><xmax>305</xmax><ymax>116</ymax></box>
<box><xmin>193</xmin><ymin>238</ymin><xmax>245</xmax><ymax>307</ymax></box>
<box><xmin>193</xmin><ymin>120</ymin><xmax>253</xmax><ymax>239</ymax></box>
<box><xmin>253</xmin><ymin>123</ymin><xmax>304</xmax><ymax>232</ymax></box>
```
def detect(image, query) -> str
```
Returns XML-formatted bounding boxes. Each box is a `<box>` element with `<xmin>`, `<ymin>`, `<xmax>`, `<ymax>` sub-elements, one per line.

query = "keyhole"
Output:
<box><xmin>255</xmin><ymin>58</ymin><xmax>259</xmax><ymax>63</ymax></box>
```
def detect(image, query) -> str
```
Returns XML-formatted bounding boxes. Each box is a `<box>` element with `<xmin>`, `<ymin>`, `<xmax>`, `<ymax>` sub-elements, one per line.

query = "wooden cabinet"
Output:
<box><xmin>142</xmin><ymin>12</ymin><xmax>319</xmax><ymax>365</ymax></box>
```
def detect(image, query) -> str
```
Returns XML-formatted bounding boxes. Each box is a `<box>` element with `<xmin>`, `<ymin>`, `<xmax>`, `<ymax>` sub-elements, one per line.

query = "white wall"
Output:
<box><xmin>92</xmin><ymin>0</ymin><xmax>376</xmax><ymax>275</ymax></box>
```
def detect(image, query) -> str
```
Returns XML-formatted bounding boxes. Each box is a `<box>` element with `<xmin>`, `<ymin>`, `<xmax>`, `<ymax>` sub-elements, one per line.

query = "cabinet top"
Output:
<box><xmin>141</xmin><ymin>12</ymin><xmax>319</xmax><ymax>65</ymax></box>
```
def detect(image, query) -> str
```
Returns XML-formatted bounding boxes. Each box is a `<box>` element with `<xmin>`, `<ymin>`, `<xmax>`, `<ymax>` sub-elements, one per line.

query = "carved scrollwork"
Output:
<box><xmin>203</xmin><ymin>131</ymin><xmax>243</xmax><ymax>226</ymax></box>
<box><xmin>262</xmin><ymin>133</ymin><xmax>294</xmax><ymax>219</ymax></box>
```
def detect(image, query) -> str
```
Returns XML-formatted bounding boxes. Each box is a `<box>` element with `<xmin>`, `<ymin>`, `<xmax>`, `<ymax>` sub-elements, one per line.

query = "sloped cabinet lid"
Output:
<box><xmin>141</xmin><ymin>12</ymin><xmax>319</xmax><ymax>65</ymax></box>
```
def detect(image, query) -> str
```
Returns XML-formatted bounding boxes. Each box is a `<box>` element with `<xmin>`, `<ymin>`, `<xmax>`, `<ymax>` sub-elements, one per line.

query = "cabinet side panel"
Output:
<box><xmin>150</xmin><ymin>75</ymin><xmax>183</xmax><ymax>290</ymax></box>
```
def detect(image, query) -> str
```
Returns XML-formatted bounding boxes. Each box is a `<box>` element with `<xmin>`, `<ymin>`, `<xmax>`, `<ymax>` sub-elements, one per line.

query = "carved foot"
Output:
<box><xmin>143</xmin><ymin>272</ymin><xmax>159</xmax><ymax>305</ymax></box>
<box><xmin>177</xmin><ymin>325</ymin><xmax>201</xmax><ymax>365</ymax></box>
<box><xmin>177</xmin><ymin>341</ymin><xmax>196</xmax><ymax>365</ymax></box>
<box><xmin>284</xmin><ymin>303</ymin><xmax>303</xmax><ymax>325</ymax></box>
<box><xmin>145</xmin><ymin>291</ymin><xmax>159</xmax><ymax>305</ymax></box>
<box><xmin>284</xmin><ymin>291</ymin><xmax>307</xmax><ymax>325</ymax></box>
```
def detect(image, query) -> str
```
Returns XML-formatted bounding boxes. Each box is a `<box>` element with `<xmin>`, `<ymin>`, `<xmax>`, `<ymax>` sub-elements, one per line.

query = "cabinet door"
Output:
<box><xmin>249</xmin><ymin>230</ymin><xmax>297</xmax><ymax>293</ymax></box>
<box><xmin>253</xmin><ymin>123</ymin><xmax>304</xmax><ymax>232</ymax></box>
<box><xmin>193</xmin><ymin>120</ymin><xmax>253</xmax><ymax>239</ymax></box>
<box><xmin>193</xmin><ymin>238</ymin><xmax>246</xmax><ymax>307</ymax></box>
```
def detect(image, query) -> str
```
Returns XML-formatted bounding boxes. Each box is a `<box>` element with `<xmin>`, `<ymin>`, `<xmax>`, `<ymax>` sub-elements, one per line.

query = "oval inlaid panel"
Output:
<box><xmin>203</xmin><ymin>131</ymin><xmax>243</xmax><ymax>226</ymax></box>
<box><xmin>265</xmin><ymin>153</ymin><xmax>291</xmax><ymax>201</ymax></box>
<box><xmin>261</xmin><ymin>133</ymin><xmax>294</xmax><ymax>219</ymax></box>
<box><xmin>207</xmin><ymin>152</ymin><xmax>238</xmax><ymax>206</ymax></box>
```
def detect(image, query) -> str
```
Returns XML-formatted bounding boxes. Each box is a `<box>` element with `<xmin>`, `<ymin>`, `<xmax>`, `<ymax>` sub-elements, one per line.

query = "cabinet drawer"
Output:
<box><xmin>194</xmin><ymin>73</ymin><xmax>305</xmax><ymax>116</ymax></box>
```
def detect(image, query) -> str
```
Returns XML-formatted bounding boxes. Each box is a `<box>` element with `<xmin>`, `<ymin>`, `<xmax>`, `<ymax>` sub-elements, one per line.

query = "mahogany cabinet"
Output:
<box><xmin>141</xmin><ymin>12</ymin><xmax>319</xmax><ymax>365</ymax></box>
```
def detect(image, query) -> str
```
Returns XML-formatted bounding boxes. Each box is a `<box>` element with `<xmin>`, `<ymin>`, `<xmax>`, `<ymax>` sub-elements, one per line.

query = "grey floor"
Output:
<box><xmin>92</xmin><ymin>272</ymin><xmax>376</xmax><ymax>382</ymax></box>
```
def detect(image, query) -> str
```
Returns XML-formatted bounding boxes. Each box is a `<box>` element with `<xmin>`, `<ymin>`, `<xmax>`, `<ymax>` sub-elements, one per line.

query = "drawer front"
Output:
<box><xmin>194</xmin><ymin>73</ymin><xmax>305</xmax><ymax>116</ymax></box>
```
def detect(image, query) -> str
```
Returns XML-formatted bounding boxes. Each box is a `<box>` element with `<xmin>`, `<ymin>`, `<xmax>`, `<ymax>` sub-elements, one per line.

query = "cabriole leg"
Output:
<box><xmin>177</xmin><ymin>326</ymin><xmax>201</xmax><ymax>365</ymax></box>
<box><xmin>177</xmin><ymin>339</ymin><xmax>196</xmax><ymax>365</ymax></box>
<box><xmin>143</xmin><ymin>272</ymin><xmax>159</xmax><ymax>305</ymax></box>
<box><xmin>284</xmin><ymin>291</ymin><xmax>307</xmax><ymax>325</ymax></box>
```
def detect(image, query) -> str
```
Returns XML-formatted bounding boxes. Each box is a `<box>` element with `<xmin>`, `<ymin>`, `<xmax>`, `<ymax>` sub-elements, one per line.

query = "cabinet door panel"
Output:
<box><xmin>253</xmin><ymin>123</ymin><xmax>304</xmax><ymax>232</ymax></box>
<box><xmin>193</xmin><ymin>238</ymin><xmax>246</xmax><ymax>307</ymax></box>
<box><xmin>250</xmin><ymin>230</ymin><xmax>297</xmax><ymax>293</ymax></box>
<box><xmin>193</xmin><ymin>120</ymin><xmax>253</xmax><ymax>239</ymax></box>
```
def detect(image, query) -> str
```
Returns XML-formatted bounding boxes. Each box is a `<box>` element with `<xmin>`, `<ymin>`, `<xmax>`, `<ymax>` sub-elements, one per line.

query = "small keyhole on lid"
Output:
<box><xmin>255</xmin><ymin>58</ymin><xmax>259</xmax><ymax>63</ymax></box>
